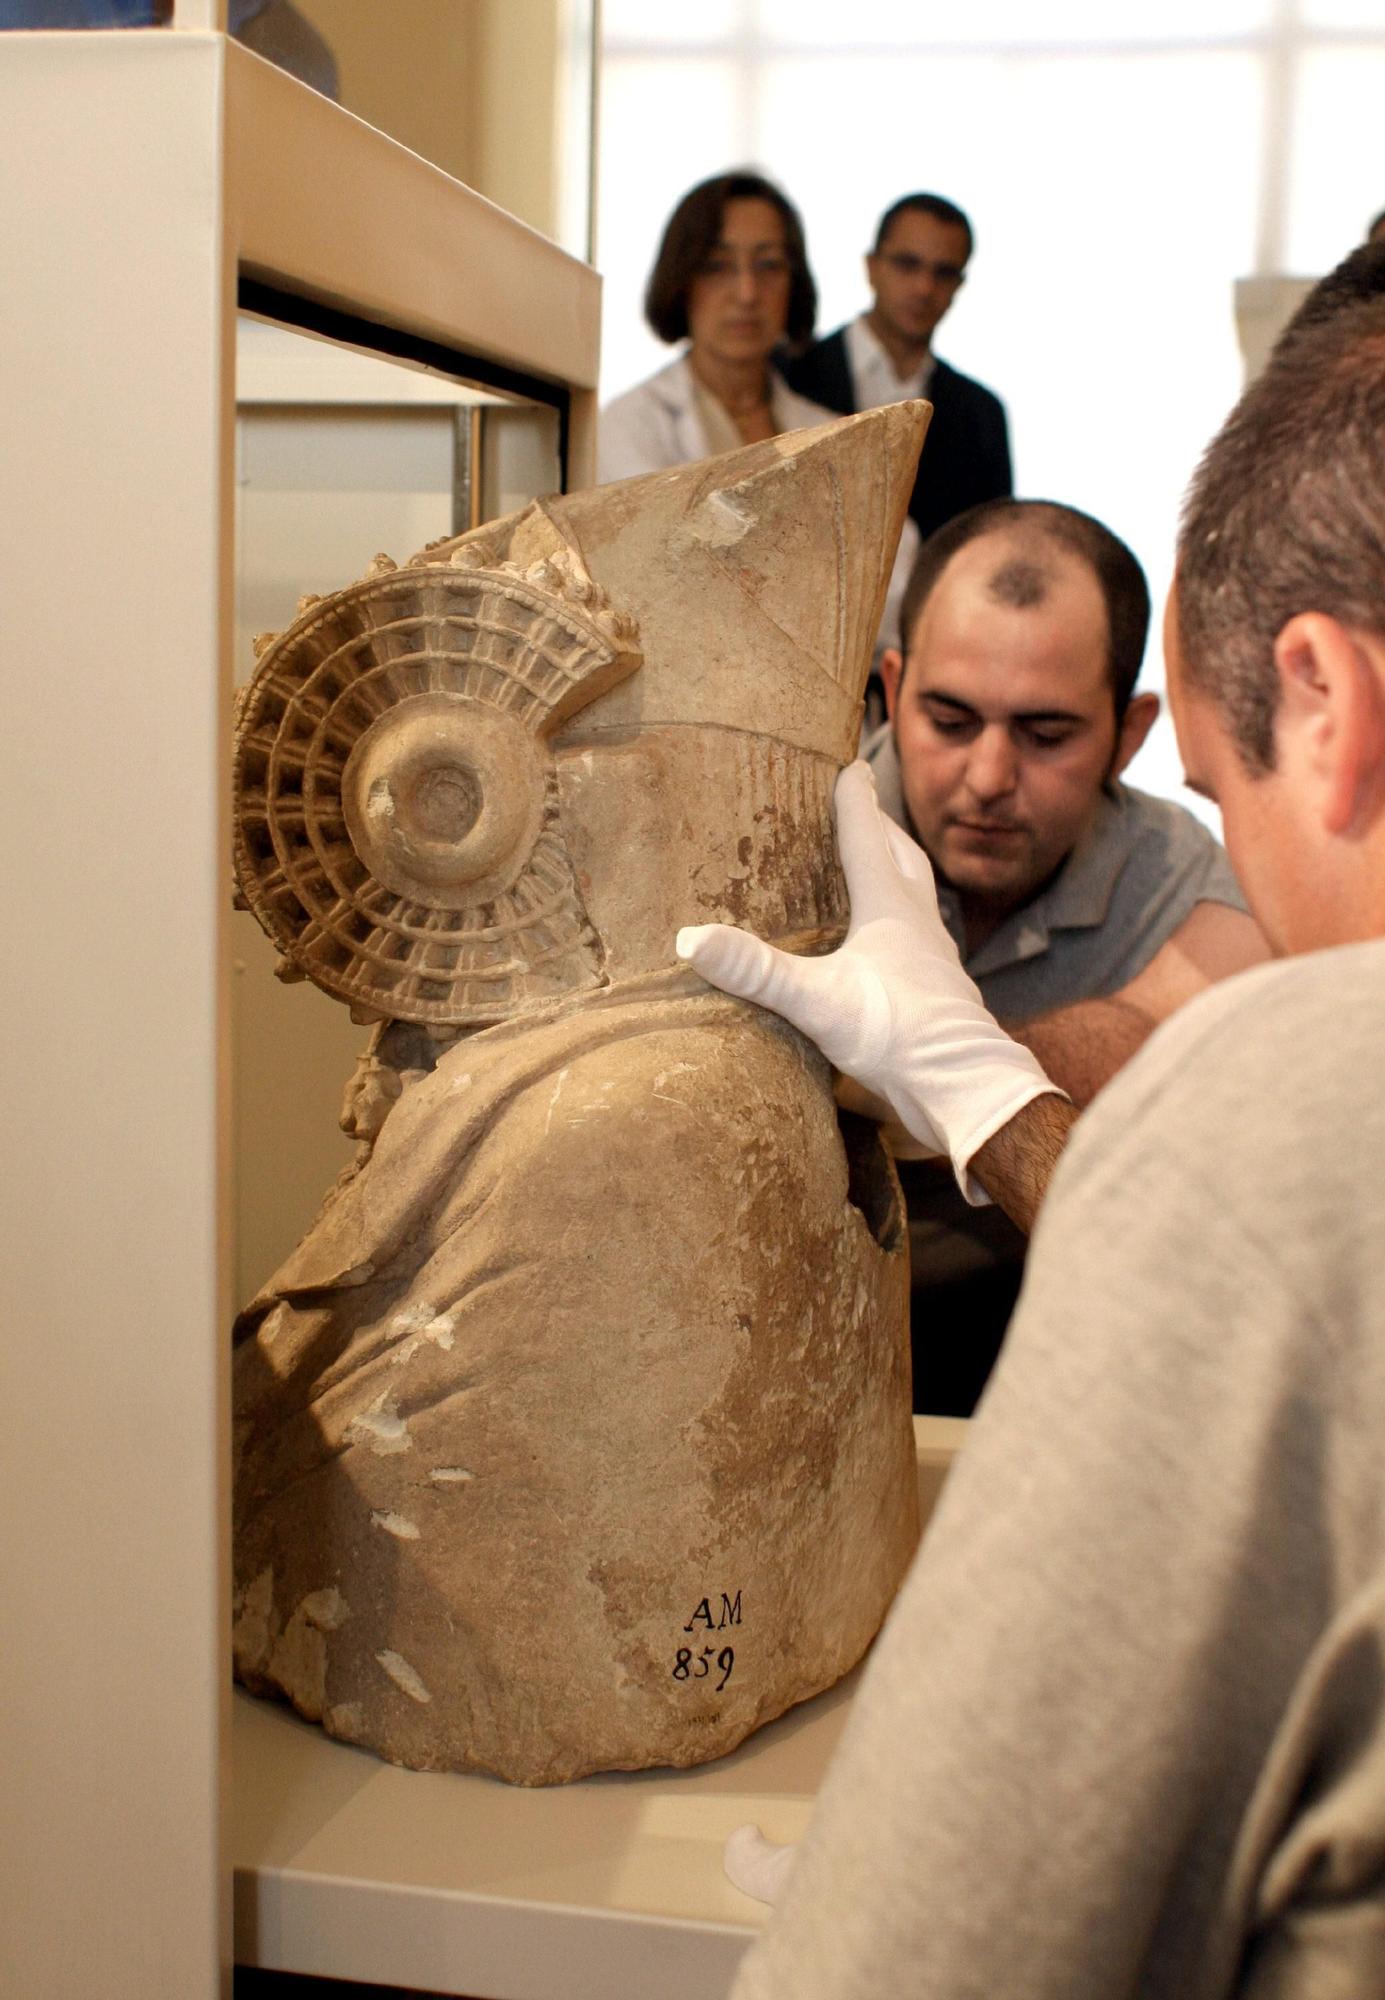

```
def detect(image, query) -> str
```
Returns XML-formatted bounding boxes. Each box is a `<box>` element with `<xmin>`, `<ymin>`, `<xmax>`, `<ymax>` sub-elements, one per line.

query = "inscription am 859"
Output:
<box><xmin>673</xmin><ymin>1590</ymin><xmax>741</xmax><ymax>1691</ymax></box>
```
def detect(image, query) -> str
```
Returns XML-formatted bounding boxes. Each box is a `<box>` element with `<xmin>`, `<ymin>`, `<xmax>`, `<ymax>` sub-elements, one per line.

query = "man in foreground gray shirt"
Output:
<box><xmin>679</xmin><ymin>247</ymin><xmax>1385</xmax><ymax>1995</ymax></box>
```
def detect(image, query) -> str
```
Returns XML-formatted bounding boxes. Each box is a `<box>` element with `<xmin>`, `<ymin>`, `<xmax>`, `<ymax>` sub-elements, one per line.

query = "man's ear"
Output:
<box><xmin>880</xmin><ymin>647</ymin><xmax>906</xmax><ymax>722</ymax></box>
<box><xmin>1111</xmin><ymin>690</ymin><xmax>1160</xmax><ymax>779</ymax></box>
<box><xmin>1275</xmin><ymin>613</ymin><xmax>1385</xmax><ymax>835</ymax></box>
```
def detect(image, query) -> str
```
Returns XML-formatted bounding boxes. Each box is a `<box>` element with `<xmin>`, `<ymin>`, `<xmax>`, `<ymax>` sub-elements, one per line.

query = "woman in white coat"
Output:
<box><xmin>598</xmin><ymin>172</ymin><xmax>834</xmax><ymax>484</ymax></box>
<box><xmin>599</xmin><ymin>171</ymin><xmax>918</xmax><ymax>729</ymax></box>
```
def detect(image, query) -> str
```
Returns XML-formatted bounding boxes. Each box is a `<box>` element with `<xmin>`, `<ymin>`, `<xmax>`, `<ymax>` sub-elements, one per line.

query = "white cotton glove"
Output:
<box><xmin>676</xmin><ymin>760</ymin><xmax>1061</xmax><ymax>1202</ymax></box>
<box><xmin>724</xmin><ymin>1825</ymin><xmax>797</xmax><ymax>1905</ymax></box>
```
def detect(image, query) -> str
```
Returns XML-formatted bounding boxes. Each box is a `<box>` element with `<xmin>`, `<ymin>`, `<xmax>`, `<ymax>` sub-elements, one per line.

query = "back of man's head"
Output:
<box><xmin>899</xmin><ymin>499</ymin><xmax>1150</xmax><ymax>717</ymax></box>
<box><xmin>873</xmin><ymin>193</ymin><xmax>973</xmax><ymax>260</ymax></box>
<box><xmin>1178</xmin><ymin>247</ymin><xmax>1385</xmax><ymax>772</ymax></box>
<box><xmin>1275</xmin><ymin>238</ymin><xmax>1385</xmax><ymax>347</ymax></box>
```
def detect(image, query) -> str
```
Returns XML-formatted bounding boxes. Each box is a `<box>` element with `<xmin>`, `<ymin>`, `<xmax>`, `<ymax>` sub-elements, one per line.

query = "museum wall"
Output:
<box><xmin>290</xmin><ymin>0</ymin><xmax>476</xmax><ymax>188</ymax></box>
<box><xmin>288</xmin><ymin>0</ymin><xmax>580</xmax><ymax>247</ymax></box>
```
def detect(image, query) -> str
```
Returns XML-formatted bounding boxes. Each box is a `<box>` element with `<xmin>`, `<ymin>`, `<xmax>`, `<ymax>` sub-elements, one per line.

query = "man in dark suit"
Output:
<box><xmin>781</xmin><ymin>193</ymin><xmax>1012</xmax><ymax>542</ymax></box>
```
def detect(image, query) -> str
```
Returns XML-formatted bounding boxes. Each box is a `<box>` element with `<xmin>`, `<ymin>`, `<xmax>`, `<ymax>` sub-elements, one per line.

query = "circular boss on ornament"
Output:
<box><xmin>232</xmin><ymin>546</ymin><xmax>640</xmax><ymax>1026</ymax></box>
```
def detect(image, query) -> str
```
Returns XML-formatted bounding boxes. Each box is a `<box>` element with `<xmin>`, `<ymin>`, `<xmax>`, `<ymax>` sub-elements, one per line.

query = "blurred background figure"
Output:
<box><xmin>782</xmin><ymin>193</ymin><xmax>1012</xmax><ymax>544</ymax></box>
<box><xmin>1369</xmin><ymin>207</ymin><xmax>1385</xmax><ymax>246</ymax></box>
<box><xmin>596</xmin><ymin>170</ymin><xmax>831</xmax><ymax>481</ymax></box>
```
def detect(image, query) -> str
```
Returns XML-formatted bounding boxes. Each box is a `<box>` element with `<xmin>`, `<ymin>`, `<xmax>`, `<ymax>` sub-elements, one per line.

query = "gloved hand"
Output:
<box><xmin>676</xmin><ymin>760</ymin><xmax>1062</xmax><ymax>1201</ymax></box>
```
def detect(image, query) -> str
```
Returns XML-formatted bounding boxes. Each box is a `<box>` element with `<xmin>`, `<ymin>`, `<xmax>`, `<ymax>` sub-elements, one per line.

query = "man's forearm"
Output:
<box><xmin>1007</xmin><ymin>997</ymin><xmax>1155</xmax><ymax>1109</ymax></box>
<box><xmin>969</xmin><ymin>1091</ymin><xmax>1079</xmax><ymax>1233</ymax></box>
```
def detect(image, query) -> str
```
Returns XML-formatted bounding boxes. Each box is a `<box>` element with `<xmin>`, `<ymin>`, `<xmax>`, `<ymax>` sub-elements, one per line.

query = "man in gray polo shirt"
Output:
<box><xmin>866</xmin><ymin>499</ymin><xmax>1267</xmax><ymax>1409</ymax></box>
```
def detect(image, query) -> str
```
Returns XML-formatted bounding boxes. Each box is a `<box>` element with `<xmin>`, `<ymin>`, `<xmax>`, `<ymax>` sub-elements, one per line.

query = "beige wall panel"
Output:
<box><xmin>232</xmin><ymin>402</ymin><xmax>455</xmax><ymax>1308</ymax></box>
<box><xmin>475</xmin><ymin>0</ymin><xmax>561</xmax><ymax>239</ymax></box>
<box><xmin>231</xmin><ymin>922</ymin><xmax>364</xmax><ymax>1311</ymax></box>
<box><xmin>478</xmin><ymin>401</ymin><xmax>564</xmax><ymax>521</ymax></box>
<box><xmin>291</xmin><ymin>0</ymin><xmax>480</xmax><ymax>188</ymax></box>
<box><xmin>290</xmin><ymin>1</ymin><xmax>577</xmax><ymax>245</ymax></box>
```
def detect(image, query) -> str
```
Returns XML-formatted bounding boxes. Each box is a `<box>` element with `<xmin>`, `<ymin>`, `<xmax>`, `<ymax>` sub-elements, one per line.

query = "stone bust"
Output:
<box><xmin>231</xmin><ymin>402</ymin><xmax>928</xmax><ymax>1784</ymax></box>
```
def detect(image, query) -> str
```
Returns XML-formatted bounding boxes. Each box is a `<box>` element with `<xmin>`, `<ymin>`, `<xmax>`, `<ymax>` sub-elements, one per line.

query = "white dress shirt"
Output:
<box><xmin>844</xmin><ymin>314</ymin><xmax>935</xmax><ymax>410</ymax></box>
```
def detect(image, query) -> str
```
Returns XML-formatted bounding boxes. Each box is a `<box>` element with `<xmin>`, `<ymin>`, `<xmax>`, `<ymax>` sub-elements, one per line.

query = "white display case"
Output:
<box><xmin>1</xmin><ymin>24</ymin><xmax>598</xmax><ymax>1997</ymax></box>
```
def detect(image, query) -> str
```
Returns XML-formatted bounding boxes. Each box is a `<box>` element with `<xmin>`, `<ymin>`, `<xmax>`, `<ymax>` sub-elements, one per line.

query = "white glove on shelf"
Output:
<box><xmin>724</xmin><ymin>1824</ymin><xmax>797</xmax><ymax>1906</ymax></box>
<box><xmin>677</xmin><ymin>760</ymin><xmax>1062</xmax><ymax>1201</ymax></box>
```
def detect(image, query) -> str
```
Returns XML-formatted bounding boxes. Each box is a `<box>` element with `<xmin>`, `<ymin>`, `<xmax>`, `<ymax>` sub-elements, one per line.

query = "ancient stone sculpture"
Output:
<box><xmin>231</xmin><ymin>402</ymin><xmax>928</xmax><ymax>1785</ymax></box>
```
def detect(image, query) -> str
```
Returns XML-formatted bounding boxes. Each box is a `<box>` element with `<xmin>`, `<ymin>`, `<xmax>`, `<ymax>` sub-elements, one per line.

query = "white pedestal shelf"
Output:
<box><xmin>232</xmin><ymin>1419</ymin><xmax>966</xmax><ymax>1999</ymax></box>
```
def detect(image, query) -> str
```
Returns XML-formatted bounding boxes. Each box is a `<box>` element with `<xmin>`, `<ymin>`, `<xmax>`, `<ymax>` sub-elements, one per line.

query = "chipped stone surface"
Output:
<box><xmin>232</xmin><ymin>1566</ymin><xmax>274</xmax><ymax>1675</ymax></box>
<box><xmin>376</xmin><ymin>1651</ymin><xmax>432</xmax><ymax>1705</ymax></box>
<box><xmin>300</xmin><ymin>1587</ymin><xmax>348</xmax><ymax>1630</ymax></box>
<box><xmin>370</xmin><ymin>1510</ymin><xmax>421</xmax><ymax>1541</ymax></box>
<box><xmin>346</xmin><ymin>1396</ymin><xmax>412</xmax><ymax>1456</ymax></box>
<box><xmin>231</xmin><ymin>408</ymin><xmax>928</xmax><ymax>1785</ymax></box>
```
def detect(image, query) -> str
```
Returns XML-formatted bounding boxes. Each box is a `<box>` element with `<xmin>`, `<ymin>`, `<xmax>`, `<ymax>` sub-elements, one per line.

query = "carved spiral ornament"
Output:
<box><xmin>232</xmin><ymin>547</ymin><xmax>640</xmax><ymax>1026</ymax></box>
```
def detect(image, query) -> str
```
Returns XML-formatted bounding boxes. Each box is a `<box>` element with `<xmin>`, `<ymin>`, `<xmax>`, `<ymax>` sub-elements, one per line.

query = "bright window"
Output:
<box><xmin>597</xmin><ymin>2</ymin><xmax>1385</xmax><ymax>817</ymax></box>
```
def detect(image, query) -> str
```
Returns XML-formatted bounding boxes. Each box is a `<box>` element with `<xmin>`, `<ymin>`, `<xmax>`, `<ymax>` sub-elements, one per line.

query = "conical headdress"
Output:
<box><xmin>232</xmin><ymin>402</ymin><xmax>928</xmax><ymax>1026</ymax></box>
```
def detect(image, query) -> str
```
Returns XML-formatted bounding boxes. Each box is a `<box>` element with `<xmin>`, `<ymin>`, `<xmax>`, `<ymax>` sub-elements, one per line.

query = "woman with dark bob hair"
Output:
<box><xmin>598</xmin><ymin>171</ymin><xmax>834</xmax><ymax>483</ymax></box>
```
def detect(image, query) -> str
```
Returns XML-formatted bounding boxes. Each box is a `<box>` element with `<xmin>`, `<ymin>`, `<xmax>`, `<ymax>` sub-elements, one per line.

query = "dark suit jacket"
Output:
<box><xmin>780</xmin><ymin>325</ymin><xmax>1013</xmax><ymax>543</ymax></box>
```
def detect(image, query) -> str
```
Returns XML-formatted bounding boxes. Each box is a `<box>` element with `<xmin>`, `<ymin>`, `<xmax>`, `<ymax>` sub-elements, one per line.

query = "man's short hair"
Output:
<box><xmin>1275</xmin><ymin>238</ymin><xmax>1385</xmax><ymax>347</ymax></box>
<box><xmin>872</xmin><ymin>193</ymin><xmax>974</xmax><ymax>263</ymax></box>
<box><xmin>1177</xmin><ymin>247</ymin><xmax>1385</xmax><ymax>773</ymax></box>
<box><xmin>898</xmin><ymin>500</ymin><xmax>1151</xmax><ymax>718</ymax></box>
<box><xmin>643</xmin><ymin>171</ymin><xmax>817</xmax><ymax>348</ymax></box>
